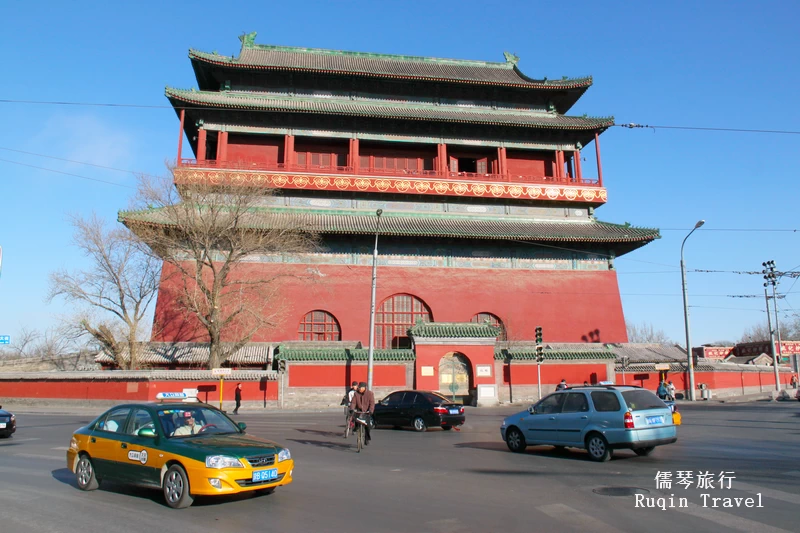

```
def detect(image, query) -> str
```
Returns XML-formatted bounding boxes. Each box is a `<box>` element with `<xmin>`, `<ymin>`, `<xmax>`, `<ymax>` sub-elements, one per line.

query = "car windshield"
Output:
<box><xmin>157</xmin><ymin>406</ymin><xmax>240</xmax><ymax>438</ymax></box>
<box><xmin>621</xmin><ymin>390</ymin><xmax>668</xmax><ymax>411</ymax></box>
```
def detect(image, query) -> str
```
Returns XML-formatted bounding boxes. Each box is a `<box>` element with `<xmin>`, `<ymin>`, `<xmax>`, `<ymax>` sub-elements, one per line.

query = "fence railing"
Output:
<box><xmin>178</xmin><ymin>159</ymin><xmax>600</xmax><ymax>186</ymax></box>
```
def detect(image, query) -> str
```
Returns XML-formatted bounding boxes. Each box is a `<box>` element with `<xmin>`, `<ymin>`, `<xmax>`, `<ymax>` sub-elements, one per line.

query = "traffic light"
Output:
<box><xmin>535</xmin><ymin>343</ymin><xmax>544</xmax><ymax>363</ymax></box>
<box><xmin>277</xmin><ymin>359</ymin><xmax>287</xmax><ymax>372</ymax></box>
<box><xmin>535</xmin><ymin>326</ymin><xmax>543</xmax><ymax>345</ymax></box>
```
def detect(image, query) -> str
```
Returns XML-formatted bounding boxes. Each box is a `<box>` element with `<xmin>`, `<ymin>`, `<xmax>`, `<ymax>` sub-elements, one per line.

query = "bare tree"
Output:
<box><xmin>626</xmin><ymin>321</ymin><xmax>671</xmax><ymax>343</ymax></box>
<box><xmin>125</xmin><ymin>173</ymin><xmax>316</xmax><ymax>368</ymax></box>
<box><xmin>48</xmin><ymin>214</ymin><xmax>161</xmax><ymax>369</ymax></box>
<box><xmin>739</xmin><ymin>320</ymin><xmax>795</xmax><ymax>343</ymax></box>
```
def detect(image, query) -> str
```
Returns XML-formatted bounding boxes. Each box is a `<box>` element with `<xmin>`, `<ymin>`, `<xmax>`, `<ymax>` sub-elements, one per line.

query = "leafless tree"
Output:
<box><xmin>739</xmin><ymin>319</ymin><xmax>797</xmax><ymax>343</ymax></box>
<box><xmin>48</xmin><ymin>214</ymin><xmax>161</xmax><ymax>369</ymax></box>
<box><xmin>626</xmin><ymin>321</ymin><xmax>671</xmax><ymax>343</ymax></box>
<box><xmin>126</xmin><ymin>173</ymin><xmax>316</xmax><ymax>368</ymax></box>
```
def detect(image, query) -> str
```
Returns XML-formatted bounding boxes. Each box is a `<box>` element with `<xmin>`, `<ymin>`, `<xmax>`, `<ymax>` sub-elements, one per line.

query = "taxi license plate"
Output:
<box><xmin>252</xmin><ymin>468</ymin><xmax>278</xmax><ymax>482</ymax></box>
<box><xmin>646</xmin><ymin>416</ymin><xmax>664</xmax><ymax>425</ymax></box>
<box><xmin>449</xmin><ymin>409</ymin><xmax>459</xmax><ymax>415</ymax></box>
<box><xmin>0</xmin><ymin>423</ymin><xmax>6</xmax><ymax>428</ymax></box>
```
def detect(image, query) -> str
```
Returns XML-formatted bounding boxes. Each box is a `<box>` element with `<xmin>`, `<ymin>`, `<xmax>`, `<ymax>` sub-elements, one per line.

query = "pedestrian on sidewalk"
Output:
<box><xmin>791</xmin><ymin>374</ymin><xmax>798</xmax><ymax>389</ymax></box>
<box><xmin>233</xmin><ymin>383</ymin><xmax>242</xmax><ymax>414</ymax></box>
<box><xmin>667</xmin><ymin>381</ymin><xmax>676</xmax><ymax>401</ymax></box>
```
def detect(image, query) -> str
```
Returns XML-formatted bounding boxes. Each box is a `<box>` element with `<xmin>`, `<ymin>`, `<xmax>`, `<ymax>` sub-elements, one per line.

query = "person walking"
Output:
<box><xmin>233</xmin><ymin>383</ymin><xmax>242</xmax><ymax>415</ymax></box>
<box><xmin>556</xmin><ymin>379</ymin><xmax>568</xmax><ymax>391</ymax></box>
<box><xmin>667</xmin><ymin>381</ymin><xmax>677</xmax><ymax>400</ymax></box>
<box><xmin>657</xmin><ymin>381</ymin><xmax>668</xmax><ymax>400</ymax></box>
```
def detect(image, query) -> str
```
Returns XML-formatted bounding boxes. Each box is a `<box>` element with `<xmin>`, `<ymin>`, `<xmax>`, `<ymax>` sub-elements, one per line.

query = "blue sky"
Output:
<box><xmin>1</xmin><ymin>0</ymin><xmax>799</xmax><ymax>347</ymax></box>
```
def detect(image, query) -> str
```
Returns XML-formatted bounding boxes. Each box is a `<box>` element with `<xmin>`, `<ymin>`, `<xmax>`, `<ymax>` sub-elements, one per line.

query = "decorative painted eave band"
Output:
<box><xmin>275</xmin><ymin>348</ymin><xmax>415</xmax><ymax>361</ymax></box>
<box><xmin>0</xmin><ymin>370</ymin><xmax>279</xmax><ymax>381</ymax></box>
<box><xmin>173</xmin><ymin>168</ymin><xmax>609</xmax><ymax>204</ymax></box>
<box><xmin>495</xmin><ymin>350</ymin><xmax>617</xmax><ymax>361</ymax></box>
<box><xmin>166</xmin><ymin>87</ymin><xmax>612</xmax><ymax>130</ymax></box>
<box><xmin>188</xmin><ymin>47</ymin><xmax>593</xmax><ymax>90</ymax></box>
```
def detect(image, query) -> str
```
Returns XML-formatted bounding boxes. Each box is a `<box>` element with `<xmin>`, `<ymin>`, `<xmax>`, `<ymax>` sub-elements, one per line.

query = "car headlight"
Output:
<box><xmin>500</xmin><ymin>420</ymin><xmax>506</xmax><ymax>428</ymax></box>
<box><xmin>205</xmin><ymin>455</ymin><xmax>244</xmax><ymax>469</ymax></box>
<box><xmin>277</xmin><ymin>448</ymin><xmax>291</xmax><ymax>462</ymax></box>
<box><xmin>69</xmin><ymin>437</ymin><xmax>78</xmax><ymax>450</ymax></box>
<box><xmin>10</xmin><ymin>415</ymin><xmax>15</xmax><ymax>422</ymax></box>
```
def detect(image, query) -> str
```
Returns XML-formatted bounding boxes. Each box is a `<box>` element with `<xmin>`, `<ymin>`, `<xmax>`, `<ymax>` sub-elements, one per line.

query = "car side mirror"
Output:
<box><xmin>238</xmin><ymin>422</ymin><xmax>247</xmax><ymax>432</ymax></box>
<box><xmin>528</xmin><ymin>405</ymin><xmax>537</xmax><ymax>415</ymax></box>
<box><xmin>137</xmin><ymin>428</ymin><xmax>156</xmax><ymax>438</ymax></box>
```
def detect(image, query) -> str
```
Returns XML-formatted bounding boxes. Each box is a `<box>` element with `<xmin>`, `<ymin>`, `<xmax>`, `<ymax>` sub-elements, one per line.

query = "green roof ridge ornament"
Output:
<box><xmin>503</xmin><ymin>51</ymin><xmax>520</xmax><ymax>66</ymax></box>
<box><xmin>239</xmin><ymin>31</ymin><xmax>257</xmax><ymax>49</ymax></box>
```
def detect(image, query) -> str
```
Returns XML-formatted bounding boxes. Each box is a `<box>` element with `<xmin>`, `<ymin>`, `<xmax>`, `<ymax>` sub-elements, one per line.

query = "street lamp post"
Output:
<box><xmin>680</xmin><ymin>219</ymin><xmax>704</xmax><ymax>401</ymax></box>
<box><xmin>367</xmin><ymin>209</ymin><xmax>383</xmax><ymax>390</ymax></box>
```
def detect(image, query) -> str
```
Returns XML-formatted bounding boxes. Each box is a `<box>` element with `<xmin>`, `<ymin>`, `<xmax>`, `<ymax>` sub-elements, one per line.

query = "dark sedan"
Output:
<box><xmin>0</xmin><ymin>405</ymin><xmax>16</xmax><ymax>438</ymax></box>
<box><xmin>373</xmin><ymin>390</ymin><xmax>465</xmax><ymax>431</ymax></box>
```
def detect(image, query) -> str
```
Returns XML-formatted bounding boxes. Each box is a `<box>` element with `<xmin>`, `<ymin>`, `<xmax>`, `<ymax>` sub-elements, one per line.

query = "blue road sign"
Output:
<box><xmin>0</xmin><ymin>335</ymin><xmax>10</xmax><ymax>345</ymax></box>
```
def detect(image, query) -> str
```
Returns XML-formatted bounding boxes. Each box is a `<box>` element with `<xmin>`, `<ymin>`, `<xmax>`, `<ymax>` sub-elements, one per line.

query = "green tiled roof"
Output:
<box><xmin>495</xmin><ymin>349</ymin><xmax>617</xmax><ymax>361</ymax></box>
<box><xmin>409</xmin><ymin>322</ymin><xmax>502</xmax><ymax>338</ymax></box>
<box><xmin>189</xmin><ymin>39</ymin><xmax>592</xmax><ymax>90</ymax></box>
<box><xmin>120</xmin><ymin>207</ymin><xmax>660</xmax><ymax>244</ymax></box>
<box><xmin>275</xmin><ymin>348</ymin><xmax>415</xmax><ymax>361</ymax></box>
<box><xmin>166</xmin><ymin>88</ymin><xmax>612</xmax><ymax>130</ymax></box>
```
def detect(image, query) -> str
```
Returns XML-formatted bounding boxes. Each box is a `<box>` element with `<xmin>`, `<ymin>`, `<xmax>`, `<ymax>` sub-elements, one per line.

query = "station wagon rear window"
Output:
<box><xmin>590</xmin><ymin>391</ymin><xmax>621</xmax><ymax>412</ymax></box>
<box><xmin>621</xmin><ymin>390</ymin><xmax>667</xmax><ymax>411</ymax></box>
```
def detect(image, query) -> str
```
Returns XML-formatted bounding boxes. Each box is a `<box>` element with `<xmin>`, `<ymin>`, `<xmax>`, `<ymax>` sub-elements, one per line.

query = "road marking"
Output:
<box><xmin>536</xmin><ymin>503</ymin><xmax>617</xmax><ymax>533</ymax></box>
<box><xmin>50</xmin><ymin>446</ymin><xmax>68</xmax><ymax>451</ymax></box>
<box><xmin>783</xmin><ymin>471</ymin><xmax>800</xmax><ymax>478</ymax></box>
<box><xmin>674</xmin><ymin>502</ymin><xmax>791</xmax><ymax>533</ymax></box>
<box><xmin>734</xmin><ymin>482</ymin><xmax>800</xmax><ymax>505</ymax></box>
<box><xmin>7</xmin><ymin>437</ymin><xmax>40</xmax><ymax>442</ymax></box>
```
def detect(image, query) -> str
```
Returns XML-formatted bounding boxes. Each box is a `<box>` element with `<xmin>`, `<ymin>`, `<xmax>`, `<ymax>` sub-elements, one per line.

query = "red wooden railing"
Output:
<box><xmin>177</xmin><ymin>159</ymin><xmax>600</xmax><ymax>186</ymax></box>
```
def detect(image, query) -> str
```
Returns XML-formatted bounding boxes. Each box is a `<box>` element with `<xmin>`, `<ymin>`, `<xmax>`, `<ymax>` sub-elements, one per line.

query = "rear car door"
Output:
<box><xmin>88</xmin><ymin>407</ymin><xmax>132</xmax><ymax>480</ymax></box>
<box><xmin>521</xmin><ymin>393</ymin><xmax>564</xmax><ymax>443</ymax></box>
<box><xmin>398</xmin><ymin>392</ymin><xmax>421</xmax><ymax>426</ymax></box>
<box><xmin>556</xmin><ymin>393</ymin><xmax>591</xmax><ymax>444</ymax></box>
<box><xmin>115</xmin><ymin>408</ymin><xmax>162</xmax><ymax>486</ymax></box>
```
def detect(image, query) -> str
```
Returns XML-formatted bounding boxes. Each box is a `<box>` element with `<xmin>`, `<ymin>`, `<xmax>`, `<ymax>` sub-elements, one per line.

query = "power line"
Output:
<box><xmin>0</xmin><ymin>147</ymin><xmax>161</xmax><ymax>179</ymax></box>
<box><xmin>0</xmin><ymin>158</ymin><xmax>136</xmax><ymax>189</ymax></box>
<box><xmin>618</xmin><ymin>123</ymin><xmax>800</xmax><ymax>135</ymax></box>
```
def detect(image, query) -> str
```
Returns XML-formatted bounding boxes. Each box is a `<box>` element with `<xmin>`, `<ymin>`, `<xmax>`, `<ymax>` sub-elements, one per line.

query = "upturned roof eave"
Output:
<box><xmin>187</xmin><ymin>48</ymin><xmax>594</xmax><ymax>91</ymax></box>
<box><xmin>164</xmin><ymin>88</ymin><xmax>614</xmax><ymax>131</ymax></box>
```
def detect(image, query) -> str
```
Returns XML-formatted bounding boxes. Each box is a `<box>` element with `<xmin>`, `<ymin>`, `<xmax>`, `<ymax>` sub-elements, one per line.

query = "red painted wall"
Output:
<box><xmin>0</xmin><ymin>380</ymin><xmax>277</xmax><ymax>403</ymax></box>
<box><xmin>288</xmin><ymin>364</ymin><xmax>407</xmax><ymax>388</ymax></box>
<box><xmin>503</xmin><ymin>363</ymin><xmax>608</xmax><ymax>385</ymax></box>
<box><xmin>227</xmin><ymin>134</ymin><xmax>283</xmax><ymax>165</ymax></box>
<box><xmin>152</xmin><ymin>262</ymin><xmax>629</xmax><ymax>345</ymax></box>
<box><xmin>619</xmin><ymin>370</ymin><xmax>792</xmax><ymax>391</ymax></box>
<box><xmin>506</xmin><ymin>149</ymin><xmax>551</xmax><ymax>177</ymax></box>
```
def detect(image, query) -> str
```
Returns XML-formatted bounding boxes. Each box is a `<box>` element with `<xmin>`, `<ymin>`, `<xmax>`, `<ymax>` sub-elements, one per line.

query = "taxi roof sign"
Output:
<box><xmin>156</xmin><ymin>392</ymin><xmax>187</xmax><ymax>400</ymax></box>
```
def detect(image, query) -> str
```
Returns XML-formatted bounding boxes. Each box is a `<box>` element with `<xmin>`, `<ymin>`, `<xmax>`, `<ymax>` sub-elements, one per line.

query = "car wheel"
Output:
<box><xmin>442</xmin><ymin>425</ymin><xmax>452</xmax><ymax>431</ymax></box>
<box><xmin>76</xmin><ymin>455</ymin><xmax>100</xmax><ymax>491</ymax></box>
<box><xmin>505</xmin><ymin>427</ymin><xmax>526</xmax><ymax>453</ymax></box>
<box><xmin>412</xmin><ymin>416</ymin><xmax>427</xmax><ymax>432</ymax></box>
<box><xmin>585</xmin><ymin>433</ymin><xmax>612</xmax><ymax>462</ymax></box>
<box><xmin>163</xmin><ymin>464</ymin><xmax>194</xmax><ymax>509</ymax></box>
<box><xmin>634</xmin><ymin>447</ymin><xmax>655</xmax><ymax>457</ymax></box>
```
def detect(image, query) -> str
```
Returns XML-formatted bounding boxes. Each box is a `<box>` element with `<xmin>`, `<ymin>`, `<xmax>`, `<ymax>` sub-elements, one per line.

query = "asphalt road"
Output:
<box><xmin>0</xmin><ymin>402</ymin><xmax>798</xmax><ymax>533</ymax></box>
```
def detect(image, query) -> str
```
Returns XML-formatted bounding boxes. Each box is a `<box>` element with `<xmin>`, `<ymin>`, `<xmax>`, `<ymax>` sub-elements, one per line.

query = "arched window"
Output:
<box><xmin>470</xmin><ymin>312</ymin><xmax>506</xmax><ymax>341</ymax></box>
<box><xmin>376</xmin><ymin>294</ymin><xmax>432</xmax><ymax>349</ymax></box>
<box><xmin>298</xmin><ymin>310</ymin><xmax>341</xmax><ymax>341</ymax></box>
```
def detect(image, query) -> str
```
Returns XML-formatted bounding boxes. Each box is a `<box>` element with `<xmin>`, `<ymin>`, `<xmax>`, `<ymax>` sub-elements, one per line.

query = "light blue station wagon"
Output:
<box><xmin>500</xmin><ymin>385</ymin><xmax>677</xmax><ymax>461</ymax></box>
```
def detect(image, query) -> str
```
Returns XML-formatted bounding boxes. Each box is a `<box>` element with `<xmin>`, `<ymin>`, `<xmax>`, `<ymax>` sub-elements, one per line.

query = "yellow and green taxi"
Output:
<box><xmin>66</xmin><ymin>393</ymin><xmax>294</xmax><ymax>508</ymax></box>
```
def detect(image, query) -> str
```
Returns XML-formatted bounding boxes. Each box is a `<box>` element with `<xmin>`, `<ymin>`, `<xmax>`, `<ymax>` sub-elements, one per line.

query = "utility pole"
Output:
<box><xmin>366</xmin><ymin>209</ymin><xmax>383</xmax><ymax>390</ymax></box>
<box><xmin>762</xmin><ymin>261</ymin><xmax>781</xmax><ymax>391</ymax></box>
<box><xmin>535</xmin><ymin>326</ymin><xmax>544</xmax><ymax>400</ymax></box>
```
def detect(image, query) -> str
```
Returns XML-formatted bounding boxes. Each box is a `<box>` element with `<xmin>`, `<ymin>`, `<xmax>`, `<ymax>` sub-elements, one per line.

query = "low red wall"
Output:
<box><xmin>0</xmin><ymin>379</ymin><xmax>278</xmax><ymax>403</ymax></box>
<box><xmin>503</xmin><ymin>363</ymin><xmax>609</xmax><ymax>386</ymax></box>
<box><xmin>619</xmin><ymin>370</ymin><xmax>792</xmax><ymax>395</ymax></box>
<box><xmin>288</xmin><ymin>364</ymin><xmax>408</xmax><ymax>388</ymax></box>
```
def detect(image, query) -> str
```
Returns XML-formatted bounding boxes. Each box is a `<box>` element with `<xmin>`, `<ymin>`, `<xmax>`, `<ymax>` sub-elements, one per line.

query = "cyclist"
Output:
<box><xmin>348</xmin><ymin>381</ymin><xmax>375</xmax><ymax>445</ymax></box>
<box><xmin>342</xmin><ymin>381</ymin><xmax>359</xmax><ymax>438</ymax></box>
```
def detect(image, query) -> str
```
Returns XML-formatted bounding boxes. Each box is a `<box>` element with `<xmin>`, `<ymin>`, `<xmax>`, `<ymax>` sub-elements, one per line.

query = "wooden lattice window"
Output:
<box><xmin>298</xmin><ymin>310</ymin><xmax>341</xmax><ymax>341</ymax></box>
<box><xmin>470</xmin><ymin>312</ymin><xmax>506</xmax><ymax>340</ymax></box>
<box><xmin>376</xmin><ymin>294</ymin><xmax>433</xmax><ymax>349</ymax></box>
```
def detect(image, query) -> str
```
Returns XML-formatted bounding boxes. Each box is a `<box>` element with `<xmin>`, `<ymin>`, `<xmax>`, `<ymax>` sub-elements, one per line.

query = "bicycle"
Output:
<box><xmin>351</xmin><ymin>411</ymin><xmax>370</xmax><ymax>453</ymax></box>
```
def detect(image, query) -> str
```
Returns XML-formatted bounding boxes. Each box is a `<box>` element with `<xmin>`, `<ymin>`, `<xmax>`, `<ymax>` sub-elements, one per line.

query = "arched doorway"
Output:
<box><xmin>438</xmin><ymin>352</ymin><xmax>472</xmax><ymax>404</ymax></box>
